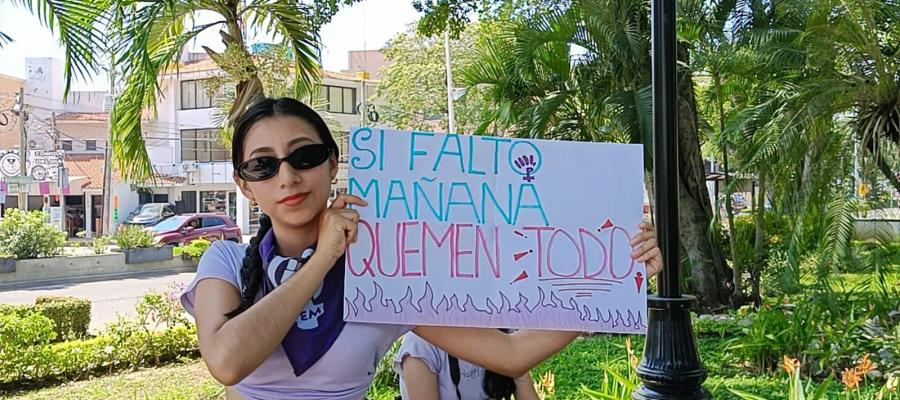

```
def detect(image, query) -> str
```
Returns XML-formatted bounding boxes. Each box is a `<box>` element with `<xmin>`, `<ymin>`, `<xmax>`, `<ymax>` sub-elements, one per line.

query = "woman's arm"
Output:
<box><xmin>194</xmin><ymin>195</ymin><xmax>365</xmax><ymax>386</ymax></box>
<box><xmin>412</xmin><ymin>326</ymin><xmax>579</xmax><ymax>378</ymax></box>
<box><xmin>514</xmin><ymin>372</ymin><xmax>541</xmax><ymax>400</ymax></box>
<box><xmin>193</xmin><ymin>253</ymin><xmax>336</xmax><ymax>386</ymax></box>
<box><xmin>399</xmin><ymin>356</ymin><xmax>440</xmax><ymax>400</ymax></box>
<box><xmin>413</xmin><ymin>223</ymin><xmax>663</xmax><ymax>379</ymax></box>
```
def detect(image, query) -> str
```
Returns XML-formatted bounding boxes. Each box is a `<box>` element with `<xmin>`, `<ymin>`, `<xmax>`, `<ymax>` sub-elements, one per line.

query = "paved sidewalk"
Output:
<box><xmin>0</xmin><ymin>271</ymin><xmax>197</xmax><ymax>333</ymax></box>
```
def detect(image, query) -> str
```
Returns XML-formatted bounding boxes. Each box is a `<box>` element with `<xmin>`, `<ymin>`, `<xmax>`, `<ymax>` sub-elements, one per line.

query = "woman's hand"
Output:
<box><xmin>631</xmin><ymin>222</ymin><xmax>663</xmax><ymax>278</ymax></box>
<box><xmin>315</xmin><ymin>194</ymin><xmax>367</xmax><ymax>262</ymax></box>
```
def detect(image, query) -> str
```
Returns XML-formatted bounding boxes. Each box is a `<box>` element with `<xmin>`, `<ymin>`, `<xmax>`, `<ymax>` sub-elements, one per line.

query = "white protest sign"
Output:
<box><xmin>344</xmin><ymin>128</ymin><xmax>647</xmax><ymax>333</ymax></box>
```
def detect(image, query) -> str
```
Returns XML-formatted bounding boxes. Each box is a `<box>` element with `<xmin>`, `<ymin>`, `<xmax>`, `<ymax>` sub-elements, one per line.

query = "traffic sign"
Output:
<box><xmin>5</xmin><ymin>176</ymin><xmax>33</xmax><ymax>185</ymax></box>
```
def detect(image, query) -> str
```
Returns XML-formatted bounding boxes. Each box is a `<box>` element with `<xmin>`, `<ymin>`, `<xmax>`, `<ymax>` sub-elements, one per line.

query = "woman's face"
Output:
<box><xmin>236</xmin><ymin>115</ymin><xmax>337</xmax><ymax>230</ymax></box>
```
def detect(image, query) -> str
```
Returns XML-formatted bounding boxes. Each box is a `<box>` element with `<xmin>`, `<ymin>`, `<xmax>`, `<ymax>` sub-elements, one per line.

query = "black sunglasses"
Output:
<box><xmin>237</xmin><ymin>144</ymin><xmax>332</xmax><ymax>182</ymax></box>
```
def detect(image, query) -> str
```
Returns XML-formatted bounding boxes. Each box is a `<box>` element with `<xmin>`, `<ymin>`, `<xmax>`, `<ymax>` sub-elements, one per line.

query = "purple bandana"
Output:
<box><xmin>259</xmin><ymin>229</ymin><xmax>346</xmax><ymax>377</ymax></box>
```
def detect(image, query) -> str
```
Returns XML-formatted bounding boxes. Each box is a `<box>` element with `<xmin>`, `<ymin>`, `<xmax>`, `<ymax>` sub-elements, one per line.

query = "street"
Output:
<box><xmin>0</xmin><ymin>271</ymin><xmax>196</xmax><ymax>333</ymax></box>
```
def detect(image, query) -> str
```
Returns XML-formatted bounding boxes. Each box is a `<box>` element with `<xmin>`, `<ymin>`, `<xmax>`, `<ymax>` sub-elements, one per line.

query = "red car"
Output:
<box><xmin>149</xmin><ymin>213</ymin><xmax>242</xmax><ymax>245</ymax></box>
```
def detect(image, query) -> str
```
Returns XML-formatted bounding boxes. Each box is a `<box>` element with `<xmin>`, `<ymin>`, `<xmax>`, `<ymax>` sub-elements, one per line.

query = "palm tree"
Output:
<box><xmin>459</xmin><ymin>0</ymin><xmax>735</xmax><ymax>308</ymax></box>
<box><xmin>686</xmin><ymin>0</ymin><xmax>798</xmax><ymax>305</ymax></box>
<box><xmin>106</xmin><ymin>0</ymin><xmax>323</xmax><ymax>182</ymax></box>
<box><xmin>807</xmin><ymin>0</ymin><xmax>900</xmax><ymax>193</ymax></box>
<box><xmin>717</xmin><ymin>0</ymin><xmax>872</xmax><ymax>295</ymax></box>
<box><xmin>1</xmin><ymin>0</ymin><xmax>106</xmax><ymax>97</ymax></box>
<box><xmin>4</xmin><ymin>0</ymin><xmax>331</xmax><ymax>182</ymax></box>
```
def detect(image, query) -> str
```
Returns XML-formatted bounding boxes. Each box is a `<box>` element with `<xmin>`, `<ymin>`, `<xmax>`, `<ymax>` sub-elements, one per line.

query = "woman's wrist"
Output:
<box><xmin>309</xmin><ymin>250</ymin><xmax>340</xmax><ymax>267</ymax></box>
<box><xmin>514</xmin><ymin>372</ymin><xmax>533</xmax><ymax>383</ymax></box>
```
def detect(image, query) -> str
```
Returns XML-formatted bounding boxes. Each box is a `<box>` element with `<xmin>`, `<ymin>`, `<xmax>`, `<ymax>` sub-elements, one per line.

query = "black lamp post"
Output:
<box><xmin>632</xmin><ymin>0</ymin><xmax>710</xmax><ymax>398</ymax></box>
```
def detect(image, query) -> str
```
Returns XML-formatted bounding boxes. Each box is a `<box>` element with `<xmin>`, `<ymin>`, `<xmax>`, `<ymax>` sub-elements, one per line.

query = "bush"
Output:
<box><xmin>173</xmin><ymin>238</ymin><xmax>211</xmax><ymax>261</ymax></box>
<box><xmin>34</xmin><ymin>296</ymin><xmax>91</xmax><ymax>341</ymax></box>
<box><xmin>113</xmin><ymin>225</ymin><xmax>155</xmax><ymax>249</ymax></box>
<box><xmin>92</xmin><ymin>235</ymin><xmax>112</xmax><ymax>255</ymax></box>
<box><xmin>0</xmin><ymin>297</ymin><xmax>91</xmax><ymax>343</ymax></box>
<box><xmin>0</xmin><ymin>311</ymin><xmax>56</xmax><ymax>347</ymax></box>
<box><xmin>0</xmin><ymin>209</ymin><xmax>66</xmax><ymax>259</ymax></box>
<box><xmin>137</xmin><ymin>284</ymin><xmax>189</xmax><ymax>331</ymax></box>
<box><xmin>0</xmin><ymin>323</ymin><xmax>197</xmax><ymax>387</ymax></box>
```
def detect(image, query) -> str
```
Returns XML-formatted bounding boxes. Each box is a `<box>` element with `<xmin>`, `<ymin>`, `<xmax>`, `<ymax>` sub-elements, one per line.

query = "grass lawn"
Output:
<box><xmin>3</xmin><ymin>359</ymin><xmax>223</xmax><ymax>400</ymax></box>
<box><xmin>8</xmin><ymin>333</ymin><xmax>883</xmax><ymax>400</ymax></box>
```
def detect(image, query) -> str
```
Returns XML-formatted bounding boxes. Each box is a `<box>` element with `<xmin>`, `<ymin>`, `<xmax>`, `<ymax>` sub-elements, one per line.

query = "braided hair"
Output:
<box><xmin>482</xmin><ymin>369</ymin><xmax>517</xmax><ymax>399</ymax></box>
<box><xmin>483</xmin><ymin>328</ymin><xmax>517</xmax><ymax>399</ymax></box>
<box><xmin>226</xmin><ymin>97</ymin><xmax>340</xmax><ymax>318</ymax></box>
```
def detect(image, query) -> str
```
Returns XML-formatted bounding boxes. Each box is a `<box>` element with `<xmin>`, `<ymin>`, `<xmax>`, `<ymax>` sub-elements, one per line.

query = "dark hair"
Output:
<box><xmin>482</xmin><ymin>328</ymin><xmax>517</xmax><ymax>399</ymax></box>
<box><xmin>226</xmin><ymin>97</ymin><xmax>340</xmax><ymax>318</ymax></box>
<box><xmin>448</xmin><ymin>328</ymin><xmax>518</xmax><ymax>400</ymax></box>
<box><xmin>482</xmin><ymin>369</ymin><xmax>517</xmax><ymax>399</ymax></box>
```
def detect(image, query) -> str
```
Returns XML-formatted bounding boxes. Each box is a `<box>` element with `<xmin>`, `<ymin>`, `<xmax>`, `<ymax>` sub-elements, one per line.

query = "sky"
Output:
<box><xmin>0</xmin><ymin>0</ymin><xmax>420</xmax><ymax>91</ymax></box>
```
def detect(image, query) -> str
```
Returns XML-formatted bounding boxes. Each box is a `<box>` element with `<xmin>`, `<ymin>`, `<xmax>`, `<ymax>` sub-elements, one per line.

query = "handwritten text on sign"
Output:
<box><xmin>343</xmin><ymin>128</ymin><xmax>647</xmax><ymax>333</ymax></box>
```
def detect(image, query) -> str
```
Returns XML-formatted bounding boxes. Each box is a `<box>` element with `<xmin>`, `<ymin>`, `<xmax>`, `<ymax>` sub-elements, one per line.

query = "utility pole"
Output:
<box><xmin>101</xmin><ymin>65</ymin><xmax>115</xmax><ymax>235</ymax></box>
<box><xmin>16</xmin><ymin>87</ymin><xmax>27</xmax><ymax>211</ymax></box>
<box><xmin>52</xmin><ymin>111</ymin><xmax>66</xmax><ymax>234</ymax></box>
<box><xmin>443</xmin><ymin>30</ymin><xmax>456</xmax><ymax>134</ymax></box>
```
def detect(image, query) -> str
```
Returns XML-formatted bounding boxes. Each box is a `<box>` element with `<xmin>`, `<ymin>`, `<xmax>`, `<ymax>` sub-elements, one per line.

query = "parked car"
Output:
<box><xmin>149</xmin><ymin>213</ymin><xmax>242</xmax><ymax>245</ymax></box>
<box><xmin>124</xmin><ymin>203</ymin><xmax>176</xmax><ymax>226</ymax></box>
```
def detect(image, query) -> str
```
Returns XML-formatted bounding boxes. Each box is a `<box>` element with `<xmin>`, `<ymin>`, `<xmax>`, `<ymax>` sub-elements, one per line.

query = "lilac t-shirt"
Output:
<box><xmin>394</xmin><ymin>332</ymin><xmax>489</xmax><ymax>400</ymax></box>
<box><xmin>180</xmin><ymin>240</ymin><xmax>411</xmax><ymax>400</ymax></box>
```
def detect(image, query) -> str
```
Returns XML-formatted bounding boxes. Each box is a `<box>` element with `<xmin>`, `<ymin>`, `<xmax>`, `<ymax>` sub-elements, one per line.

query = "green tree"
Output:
<box><xmin>706</xmin><ymin>0</ymin><xmax>888</xmax><ymax>296</ymax></box>
<box><xmin>11</xmin><ymin>0</ymin><xmax>361</xmax><ymax>182</ymax></box>
<box><xmin>458</xmin><ymin>0</ymin><xmax>734</xmax><ymax>307</ymax></box>
<box><xmin>375</xmin><ymin>22</ymin><xmax>493</xmax><ymax>133</ymax></box>
<box><xmin>105</xmin><ymin>0</ymin><xmax>329</xmax><ymax>182</ymax></box>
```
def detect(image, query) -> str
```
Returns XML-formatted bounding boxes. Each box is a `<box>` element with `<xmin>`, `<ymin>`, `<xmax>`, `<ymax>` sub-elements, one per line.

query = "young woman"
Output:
<box><xmin>179</xmin><ymin>97</ymin><xmax>663</xmax><ymax>400</ymax></box>
<box><xmin>396</xmin><ymin>331</ymin><xmax>541</xmax><ymax>400</ymax></box>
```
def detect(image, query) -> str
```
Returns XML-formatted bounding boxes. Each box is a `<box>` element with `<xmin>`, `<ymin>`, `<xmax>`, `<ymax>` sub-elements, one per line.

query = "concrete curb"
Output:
<box><xmin>0</xmin><ymin>254</ymin><xmax>197</xmax><ymax>291</ymax></box>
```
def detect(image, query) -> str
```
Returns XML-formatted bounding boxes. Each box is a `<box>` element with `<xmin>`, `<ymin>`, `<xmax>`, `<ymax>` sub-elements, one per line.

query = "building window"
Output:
<box><xmin>321</xmin><ymin>85</ymin><xmax>357</xmax><ymax>114</ymax></box>
<box><xmin>181</xmin><ymin>128</ymin><xmax>228</xmax><ymax>162</ymax></box>
<box><xmin>61</xmin><ymin>140</ymin><xmax>73</xmax><ymax>151</ymax></box>
<box><xmin>85</xmin><ymin>140</ymin><xmax>97</xmax><ymax>151</ymax></box>
<box><xmin>180</xmin><ymin>79</ymin><xmax>215</xmax><ymax>110</ymax></box>
<box><xmin>200</xmin><ymin>191</ymin><xmax>231</xmax><ymax>215</ymax></box>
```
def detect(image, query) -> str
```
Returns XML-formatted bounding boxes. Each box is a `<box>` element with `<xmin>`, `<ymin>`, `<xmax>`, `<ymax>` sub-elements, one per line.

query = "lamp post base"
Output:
<box><xmin>632</xmin><ymin>295</ymin><xmax>710</xmax><ymax>400</ymax></box>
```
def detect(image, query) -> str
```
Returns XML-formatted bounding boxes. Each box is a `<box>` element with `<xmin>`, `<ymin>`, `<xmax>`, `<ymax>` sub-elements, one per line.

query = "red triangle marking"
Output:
<box><xmin>635</xmin><ymin>272</ymin><xmax>644</xmax><ymax>291</ymax></box>
<box><xmin>601</xmin><ymin>219</ymin><xmax>614</xmax><ymax>229</ymax></box>
<box><xmin>511</xmin><ymin>270</ymin><xmax>529</xmax><ymax>284</ymax></box>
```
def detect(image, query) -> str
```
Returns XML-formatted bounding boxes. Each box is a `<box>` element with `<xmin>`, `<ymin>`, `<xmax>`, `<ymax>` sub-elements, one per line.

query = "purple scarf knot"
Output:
<box><xmin>259</xmin><ymin>229</ymin><xmax>346</xmax><ymax>376</ymax></box>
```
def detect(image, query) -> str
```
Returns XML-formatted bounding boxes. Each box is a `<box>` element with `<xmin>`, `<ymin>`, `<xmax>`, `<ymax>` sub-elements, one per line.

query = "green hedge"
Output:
<box><xmin>34</xmin><ymin>296</ymin><xmax>91</xmax><ymax>341</ymax></box>
<box><xmin>0</xmin><ymin>323</ymin><xmax>197</xmax><ymax>388</ymax></box>
<box><xmin>173</xmin><ymin>238</ymin><xmax>211</xmax><ymax>261</ymax></box>
<box><xmin>0</xmin><ymin>312</ymin><xmax>56</xmax><ymax>347</ymax></box>
<box><xmin>0</xmin><ymin>296</ymin><xmax>91</xmax><ymax>342</ymax></box>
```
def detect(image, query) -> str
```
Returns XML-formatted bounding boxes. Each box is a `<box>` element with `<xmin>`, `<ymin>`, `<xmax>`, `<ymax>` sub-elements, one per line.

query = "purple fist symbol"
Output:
<box><xmin>515</xmin><ymin>155</ymin><xmax>537</xmax><ymax>182</ymax></box>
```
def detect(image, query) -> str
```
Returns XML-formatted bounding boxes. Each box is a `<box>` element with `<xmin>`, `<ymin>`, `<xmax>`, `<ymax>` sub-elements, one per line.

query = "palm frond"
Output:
<box><xmin>13</xmin><ymin>0</ymin><xmax>107</xmax><ymax>98</ymax></box>
<box><xmin>0</xmin><ymin>30</ymin><xmax>12</xmax><ymax>47</ymax></box>
<box><xmin>243</xmin><ymin>1</ymin><xmax>322</xmax><ymax>100</ymax></box>
<box><xmin>110</xmin><ymin>1</ymin><xmax>219</xmax><ymax>182</ymax></box>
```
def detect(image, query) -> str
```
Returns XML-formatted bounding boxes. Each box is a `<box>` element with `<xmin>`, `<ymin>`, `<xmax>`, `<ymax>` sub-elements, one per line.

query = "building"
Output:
<box><xmin>0</xmin><ymin>73</ymin><xmax>25</xmax><ymax>151</ymax></box>
<box><xmin>0</xmin><ymin>58</ymin><xmax>120</xmax><ymax>237</ymax></box>
<box><xmin>140</xmin><ymin>52</ymin><xmax>379</xmax><ymax>234</ymax></box>
<box><xmin>344</xmin><ymin>50</ymin><xmax>388</xmax><ymax>80</ymax></box>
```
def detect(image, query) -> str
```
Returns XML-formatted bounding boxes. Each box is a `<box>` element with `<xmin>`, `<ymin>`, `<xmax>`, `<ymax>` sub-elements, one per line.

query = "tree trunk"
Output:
<box><xmin>676</xmin><ymin>45</ymin><xmax>733</xmax><ymax>309</ymax></box>
<box><xmin>715</xmin><ymin>71</ymin><xmax>745</xmax><ymax>307</ymax></box>
<box><xmin>751</xmin><ymin>167</ymin><xmax>766</xmax><ymax>306</ymax></box>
